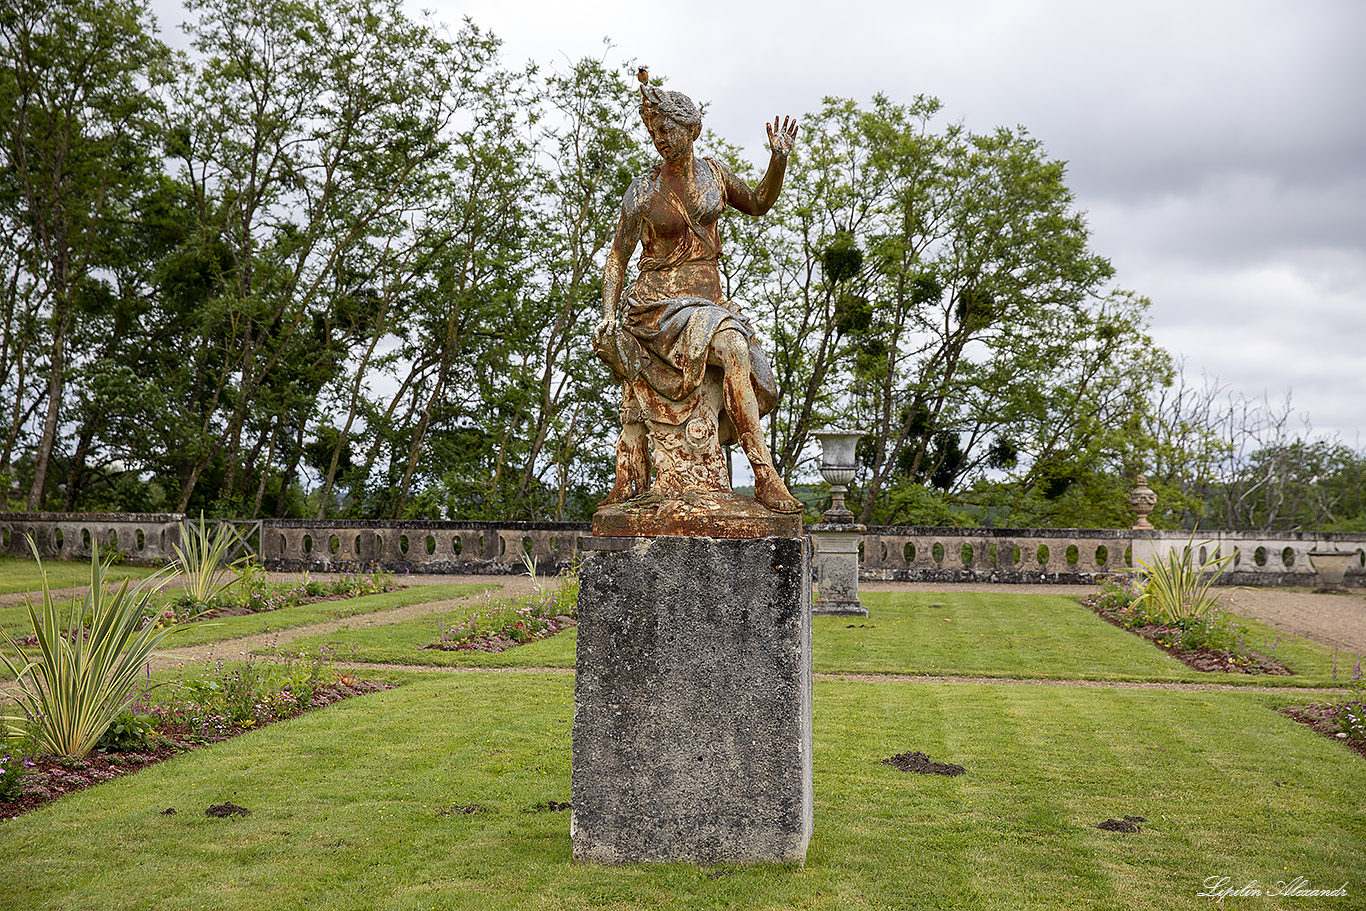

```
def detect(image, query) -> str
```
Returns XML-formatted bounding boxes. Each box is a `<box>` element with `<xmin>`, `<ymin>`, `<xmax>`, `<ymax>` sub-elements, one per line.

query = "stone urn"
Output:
<box><xmin>815</xmin><ymin>428</ymin><xmax>863</xmax><ymax>523</ymax></box>
<box><xmin>1128</xmin><ymin>475</ymin><xmax>1156</xmax><ymax>530</ymax></box>
<box><xmin>1308</xmin><ymin>550</ymin><xmax>1358</xmax><ymax>592</ymax></box>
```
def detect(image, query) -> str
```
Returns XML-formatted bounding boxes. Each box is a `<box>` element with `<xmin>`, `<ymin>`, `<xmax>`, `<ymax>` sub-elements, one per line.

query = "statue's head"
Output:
<box><xmin>639</xmin><ymin>83</ymin><xmax>702</xmax><ymax>147</ymax></box>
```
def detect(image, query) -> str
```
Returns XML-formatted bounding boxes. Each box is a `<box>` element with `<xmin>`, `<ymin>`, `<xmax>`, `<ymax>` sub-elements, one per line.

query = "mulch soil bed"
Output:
<box><xmin>1082</xmin><ymin>598</ymin><xmax>1291</xmax><ymax>675</ymax></box>
<box><xmin>1</xmin><ymin>679</ymin><xmax>391</xmax><ymax>821</ymax></box>
<box><xmin>1276</xmin><ymin>702</ymin><xmax>1366</xmax><ymax>760</ymax></box>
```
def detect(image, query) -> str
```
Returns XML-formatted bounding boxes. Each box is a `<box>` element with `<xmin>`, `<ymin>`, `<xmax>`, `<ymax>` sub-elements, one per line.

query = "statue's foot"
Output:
<box><xmin>597</xmin><ymin>481</ymin><xmax>637</xmax><ymax>508</ymax></box>
<box><xmin>754</xmin><ymin>469</ymin><xmax>803</xmax><ymax>514</ymax></box>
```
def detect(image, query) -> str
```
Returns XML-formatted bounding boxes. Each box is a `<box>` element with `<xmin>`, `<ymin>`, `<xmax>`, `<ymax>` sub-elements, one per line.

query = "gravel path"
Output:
<box><xmin>1222</xmin><ymin>588</ymin><xmax>1366</xmax><ymax>655</ymax></box>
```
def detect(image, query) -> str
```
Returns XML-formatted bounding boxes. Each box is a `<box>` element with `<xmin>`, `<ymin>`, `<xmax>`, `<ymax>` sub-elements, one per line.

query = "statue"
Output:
<box><xmin>592</xmin><ymin>70</ymin><xmax>802</xmax><ymax>518</ymax></box>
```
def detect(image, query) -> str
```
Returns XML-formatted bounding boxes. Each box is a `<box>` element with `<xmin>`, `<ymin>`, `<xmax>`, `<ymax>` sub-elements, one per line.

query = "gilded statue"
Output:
<box><xmin>592</xmin><ymin>71</ymin><xmax>802</xmax><ymax>518</ymax></box>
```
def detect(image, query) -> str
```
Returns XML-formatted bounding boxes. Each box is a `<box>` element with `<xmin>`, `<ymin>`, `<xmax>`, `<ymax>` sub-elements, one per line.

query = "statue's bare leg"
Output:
<box><xmin>710</xmin><ymin>329</ymin><xmax>803</xmax><ymax>514</ymax></box>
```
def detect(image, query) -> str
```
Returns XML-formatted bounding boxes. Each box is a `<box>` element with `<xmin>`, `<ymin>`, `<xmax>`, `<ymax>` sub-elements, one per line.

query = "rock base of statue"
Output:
<box><xmin>571</xmin><ymin>533</ymin><xmax>813</xmax><ymax>865</ymax></box>
<box><xmin>592</xmin><ymin>490</ymin><xmax>803</xmax><ymax>539</ymax></box>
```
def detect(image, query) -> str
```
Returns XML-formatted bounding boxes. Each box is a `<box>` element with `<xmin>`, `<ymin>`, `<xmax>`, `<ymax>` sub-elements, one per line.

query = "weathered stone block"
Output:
<box><xmin>810</xmin><ymin>523</ymin><xmax>867</xmax><ymax>616</ymax></box>
<box><xmin>571</xmin><ymin>535</ymin><xmax>813</xmax><ymax>864</ymax></box>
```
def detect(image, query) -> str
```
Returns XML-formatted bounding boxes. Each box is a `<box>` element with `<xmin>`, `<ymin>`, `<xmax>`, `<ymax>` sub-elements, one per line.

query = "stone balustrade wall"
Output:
<box><xmin>2</xmin><ymin>513</ymin><xmax>1362</xmax><ymax>587</ymax></box>
<box><xmin>858</xmin><ymin>526</ymin><xmax>1138</xmax><ymax>584</ymax></box>
<box><xmin>0</xmin><ymin>512</ymin><xmax>184</xmax><ymax>564</ymax></box>
<box><xmin>260</xmin><ymin>519</ymin><xmax>593</xmax><ymax>574</ymax></box>
<box><xmin>1131</xmin><ymin>529</ymin><xmax>1366</xmax><ymax>588</ymax></box>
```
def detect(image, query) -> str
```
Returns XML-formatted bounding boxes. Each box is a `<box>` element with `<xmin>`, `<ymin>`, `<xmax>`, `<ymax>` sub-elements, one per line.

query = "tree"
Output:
<box><xmin>740</xmin><ymin>95</ymin><xmax>1166</xmax><ymax>526</ymax></box>
<box><xmin>163</xmin><ymin>0</ymin><xmax>490</xmax><ymax>515</ymax></box>
<box><xmin>0</xmin><ymin>0</ymin><xmax>173</xmax><ymax>509</ymax></box>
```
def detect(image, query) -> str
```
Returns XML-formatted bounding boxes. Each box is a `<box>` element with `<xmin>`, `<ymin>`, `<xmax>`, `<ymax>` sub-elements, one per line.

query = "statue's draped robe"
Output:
<box><xmin>606</xmin><ymin>158</ymin><xmax>778</xmax><ymax>441</ymax></box>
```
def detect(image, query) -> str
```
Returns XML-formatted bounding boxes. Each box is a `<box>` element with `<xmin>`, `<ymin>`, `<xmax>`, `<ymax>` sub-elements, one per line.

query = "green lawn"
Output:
<box><xmin>1</xmin><ymin>583</ymin><xmax>496</xmax><ymax>682</ymax></box>
<box><xmin>282</xmin><ymin>595</ymin><xmax>579</xmax><ymax>668</ymax></box>
<box><xmin>154</xmin><ymin>582</ymin><xmax>495</xmax><ymax>650</ymax></box>
<box><xmin>0</xmin><ymin>554</ymin><xmax>160</xmax><ymax>596</ymax></box>
<box><xmin>814</xmin><ymin>590</ymin><xmax>1346</xmax><ymax>686</ymax></box>
<box><xmin>2</xmin><ymin>673</ymin><xmax>1361</xmax><ymax>910</ymax></box>
<box><xmin>4</xmin><ymin>578</ymin><xmax>1362</xmax><ymax>908</ymax></box>
<box><xmin>290</xmin><ymin>588</ymin><xmax>1347</xmax><ymax>686</ymax></box>
<box><xmin>1</xmin><ymin>573</ymin><xmax>492</xmax><ymax>645</ymax></box>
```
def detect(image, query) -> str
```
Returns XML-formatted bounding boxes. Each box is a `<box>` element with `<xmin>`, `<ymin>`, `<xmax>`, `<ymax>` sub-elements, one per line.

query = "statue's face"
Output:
<box><xmin>646</xmin><ymin>114</ymin><xmax>693</xmax><ymax>162</ymax></box>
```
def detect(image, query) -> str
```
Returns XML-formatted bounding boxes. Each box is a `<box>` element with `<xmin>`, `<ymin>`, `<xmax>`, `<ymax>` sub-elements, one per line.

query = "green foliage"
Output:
<box><xmin>169</xmin><ymin>649</ymin><xmax>339</xmax><ymax>739</ymax></box>
<box><xmin>1092</xmin><ymin>577</ymin><xmax>1140</xmax><ymax>615</ymax></box>
<box><xmin>1093</xmin><ymin>566</ymin><xmax>1259</xmax><ymax>667</ymax></box>
<box><xmin>432</xmin><ymin>564</ymin><xmax>577</xmax><ymax>650</ymax></box>
<box><xmin>0</xmin><ymin>747</ymin><xmax>31</xmax><ymax>801</ymax></box>
<box><xmin>168</xmin><ymin>514</ymin><xmax>241</xmax><ymax>607</ymax></box>
<box><xmin>1147</xmin><ymin>612</ymin><xmax>1238</xmax><ymax>655</ymax></box>
<box><xmin>18</xmin><ymin>0</ymin><xmax>1363</xmax><ymax>531</ymax></box>
<box><xmin>165</xmin><ymin>559</ymin><xmax>396</xmax><ymax>620</ymax></box>
<box><xmin>747</xmin><ymin>94</ymin><xmax>1169</xmax><ymax>526</ymax></box>
<box><xmin>1333</xmin><ymin>674</ymin><xmax>1366</xmax><ymax>745</ymax></box>
<box><xmin>95</xmin><ymin>704</ymin><xmax>156</xmax><ymax>753</ymax></box>
<box><xmin>0</xmin><ymin>0</ymin><xmax>175</xmax><ymax>510</ymax></box>
<box><xmin>1132</xmin><ymin>538</ymin><xmax>1234</xmax><ymax>622</ymax></box>
<box><xmin>0</xmin><ymin>539</ymin><xmax>176</xmax><ymax>758</ymax></box>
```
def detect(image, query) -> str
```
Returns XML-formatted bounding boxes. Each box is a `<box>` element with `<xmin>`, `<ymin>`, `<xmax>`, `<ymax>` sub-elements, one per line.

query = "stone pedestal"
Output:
<box><xmin>571</xmin><ymin>534</ymin><xmax>813</xmax><ymax>864</ymax></box>
<box><xmin>810</xmin><ymin>522</ymin><xmax>867</xmax><ymax>616</ymax></box>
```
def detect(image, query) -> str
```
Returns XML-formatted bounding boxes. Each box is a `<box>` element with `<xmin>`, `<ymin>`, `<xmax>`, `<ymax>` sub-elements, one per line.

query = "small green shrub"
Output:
<box><xmin>96</xmin><ymin>704</ymin><xmax>157</xmax><ymax>753</ymax></box>
<box><xmin>0</xmin><ymin>748</ymin><xmax>32</xmax><ymax>801</ymax></box>
<box><xmin>1133</xmin><ymin>538</ymin><xmax>1234</xmax><ymax>622</ymax></box>
<box><xmin>1153</xmin><ymin>612</ymin><xmax>1243</xmax><ymax>655</ymax></box>
<box><xmin>165</xmin><ymin>648</ymin><xmax>341</xmax><ymax>741</ymax></box>
<box><xmin>1331</xmin><ymin>669</ymin><xmax>1366</xmax><ymax>745</ymax></box>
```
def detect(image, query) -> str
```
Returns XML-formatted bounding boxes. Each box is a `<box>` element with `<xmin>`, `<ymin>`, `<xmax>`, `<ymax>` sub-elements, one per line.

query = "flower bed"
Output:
<box><xmin>1083</xmin><ymin>579</ymin><xmax>1290</xmax><ymax>675</ymax></box>
<box><xmin>162</xmin><ymin>567</ymin><xmax>399</xmax><ymax>625</ymax></box>
<box><xmin>423</xmin><ymin>567</ymin><xmax>578</xmax><ymax>654</ymax></box>
<box><xmin>1278</xmin><ymin>672</ymin><xmax>1366</xmax><ymax>760</ymax></box>
<box><xmin>1</xmin><ymin>654</ymin><xmax>390</xmax><ymax>820</ymax></box>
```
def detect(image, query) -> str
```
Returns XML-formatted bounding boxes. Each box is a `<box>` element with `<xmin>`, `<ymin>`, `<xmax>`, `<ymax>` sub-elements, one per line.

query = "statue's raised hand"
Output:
<box><xmin>766</xmin><ymin>116</ymin><xmax>799</xmax><ymax>158</ymax></box>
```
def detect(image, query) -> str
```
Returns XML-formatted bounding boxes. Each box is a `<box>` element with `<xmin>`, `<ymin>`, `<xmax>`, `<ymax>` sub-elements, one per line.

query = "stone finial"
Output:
<box><xmin>1128</xmin><ymin>474</ymin><xmax>1156</xmax><ymax>530</ymax></box>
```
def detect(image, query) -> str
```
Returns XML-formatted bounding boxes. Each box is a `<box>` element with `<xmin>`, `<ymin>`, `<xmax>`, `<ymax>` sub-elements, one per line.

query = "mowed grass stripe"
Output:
<box><xmin>282</xmin><ymin>603</ymin><xmax>580</xmax><ymax>668</ymax></box>
<box><xmin>0</xmin><ymin>555</ymin><xmax>160</xmax><ymax>597</ymax></box>
<box><xmin>815</xmin><ymin>590</ymin><xmax>1343</xmax><ymax>685</ymax></box>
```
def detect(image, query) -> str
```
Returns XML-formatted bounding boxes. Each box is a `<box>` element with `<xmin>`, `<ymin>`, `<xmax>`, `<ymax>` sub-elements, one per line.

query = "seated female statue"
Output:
<box><xmin>593</xmin><ymin>76</ymin><xmax>802</xmax><ymax>515</ymax></box>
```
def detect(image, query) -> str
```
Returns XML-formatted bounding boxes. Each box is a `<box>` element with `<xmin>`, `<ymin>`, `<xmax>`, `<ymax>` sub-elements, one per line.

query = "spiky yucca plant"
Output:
<box><xmin>1133</xmin><ymin>538</ymin><xmax>1235</xmax><ymax>623</ymax></box>
<box><xmin>170</xmin><ymin>513</ymin><xmax>241</xmax><ymax>605</ymax></box>
<box><xmin>1</xmin><ymin>539</ymin><xmax>175</xmax><ymax>758</ymax></box>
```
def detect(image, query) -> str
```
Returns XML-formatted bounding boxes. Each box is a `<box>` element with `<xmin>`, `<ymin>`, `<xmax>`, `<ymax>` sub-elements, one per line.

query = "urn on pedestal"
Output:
<box><xmin>810</xmin><ymin>428</ymin><xmax>866</xmax><ymax>617</ymax></box>
<box><xmin>814</xmin><ymin>429</ymin><xmax>863</xmax><ymax>524</ymax></box>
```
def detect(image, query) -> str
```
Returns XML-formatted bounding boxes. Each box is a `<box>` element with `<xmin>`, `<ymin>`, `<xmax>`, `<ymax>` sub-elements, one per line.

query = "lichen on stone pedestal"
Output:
<box><xmin>571</xmin><ymin>535</ymin><xmax>813</xmax><ymax>864</ymax></box>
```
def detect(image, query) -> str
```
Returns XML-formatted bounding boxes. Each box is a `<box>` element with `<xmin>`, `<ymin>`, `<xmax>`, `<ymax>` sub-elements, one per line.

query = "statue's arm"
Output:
<box><xmin>598</xmin><ymin>179</ymin><xmax>646</xmax><ymax>332</ymax></box>
<box><xmin>722</xmin><ymin>116</ymin><xmax>799</xmax><ymax>217</ymax></box>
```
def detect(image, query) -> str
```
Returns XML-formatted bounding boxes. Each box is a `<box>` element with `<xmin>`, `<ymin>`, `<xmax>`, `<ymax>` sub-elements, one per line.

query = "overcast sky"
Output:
<box><xmin>410</xmin><ymin>0</ymin><xmax>1365</xmax><ymax>447</ymax></box>
<box><xmin>152</xmin><ymin>0</ymin><xmax>1365</xmax><ymax>449</ymax></box>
